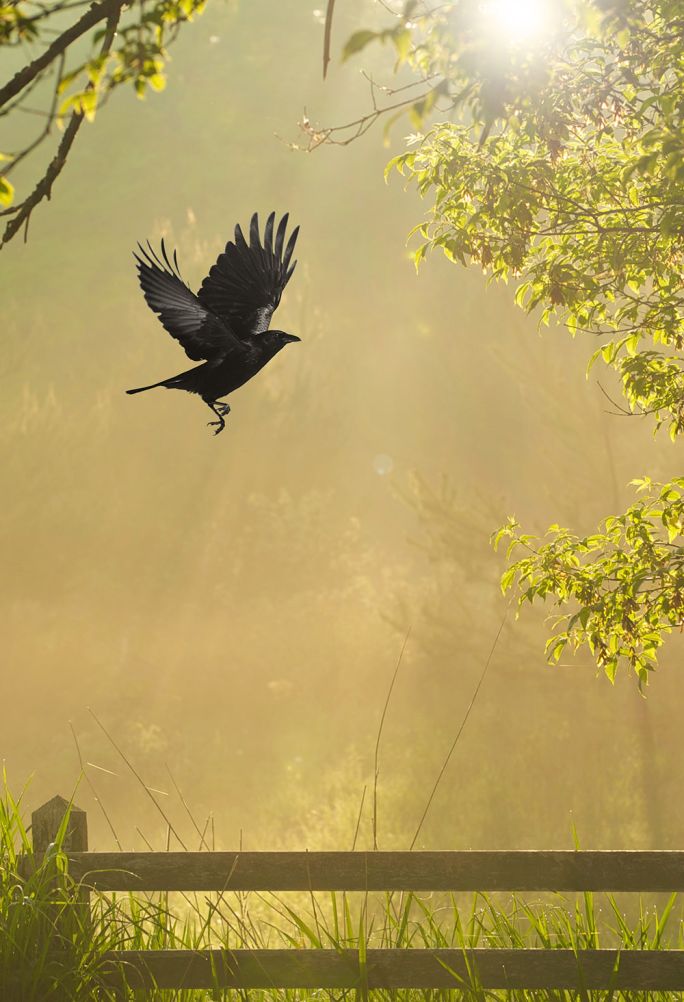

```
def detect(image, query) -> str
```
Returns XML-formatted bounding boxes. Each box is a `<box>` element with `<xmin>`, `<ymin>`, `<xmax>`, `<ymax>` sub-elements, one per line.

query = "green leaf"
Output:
<box><xmin>57</xmin><ymin>64</ymin><xmax>86</xmax><ymax>94</ymax></box>
<box><xmin>0</xmin><ymin>173</ymin><xmax>14</xmax><ymax>208</ymax></box>
<box><xmin>392</xmin><ymin>27</ymin><xmax>411</xmax><ymax>63</ymax></box>
<box><xmin>342</xmin><ymin>30</ymin><xmax>378</xmax><ymax>61</ymax></box>
<box><xmin>147</xmin><ymin>72</ymin><xmax>166</xmax><ymax>92</ymax></box>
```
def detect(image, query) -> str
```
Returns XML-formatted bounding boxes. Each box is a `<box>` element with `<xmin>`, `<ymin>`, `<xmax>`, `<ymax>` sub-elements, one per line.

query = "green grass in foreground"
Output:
<box><xmin>2</xmin><ymin>776</ymin><xmax>683</xmax><ymax>1001</ymax></box>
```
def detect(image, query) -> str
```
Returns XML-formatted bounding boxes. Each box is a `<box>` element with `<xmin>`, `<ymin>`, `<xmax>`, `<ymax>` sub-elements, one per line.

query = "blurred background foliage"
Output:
<box><xmin>1</xmin><ymin>0</ymin><xmax>682</xmax><ymax>855</ymax></box>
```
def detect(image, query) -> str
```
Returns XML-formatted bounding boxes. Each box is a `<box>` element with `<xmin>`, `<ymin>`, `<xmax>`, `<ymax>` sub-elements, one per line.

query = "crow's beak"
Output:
<box><xmin>282</xmin><ymin>333</ymin><xmax>301</xmax><ymax>344</ymax></box>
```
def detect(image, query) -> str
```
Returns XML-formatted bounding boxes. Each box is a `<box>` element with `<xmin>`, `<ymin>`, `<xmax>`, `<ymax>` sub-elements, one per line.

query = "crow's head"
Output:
<box><xmin>266</xmin><ymin>330</ymin><xmax>301</xmax><ymax>349</ymax></box>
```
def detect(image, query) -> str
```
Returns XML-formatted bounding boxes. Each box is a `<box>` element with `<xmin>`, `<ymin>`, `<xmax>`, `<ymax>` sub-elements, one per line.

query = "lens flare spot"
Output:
<box><xmin>373</xmin><ymin>453</ymin><xmax>394</xmax><ymax>476</ymax></box>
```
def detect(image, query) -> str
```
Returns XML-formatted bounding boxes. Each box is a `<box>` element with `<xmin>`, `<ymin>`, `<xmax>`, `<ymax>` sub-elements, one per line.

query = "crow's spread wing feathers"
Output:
<box><xmin>197</xmin><ymin>211</ymin><xmax>299</xmax><ymax>340</ymax></box>
<box><xmin>134</xmin><ymin>240</ymin><xmax>243</xmax><ymax>362</ymax></box>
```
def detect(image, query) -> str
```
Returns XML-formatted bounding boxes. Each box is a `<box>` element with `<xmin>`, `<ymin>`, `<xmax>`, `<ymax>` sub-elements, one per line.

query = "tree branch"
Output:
<box><xmin>1</xmin><ymin>1</ymin><xmax>123</xmax><ymax>247</ymax></box>
<box><xmin>2</xmin><ymin>112</ymin><xmax>81</xmax><ymax>243</ymax></box>
<box><xmin>322</xmin><ymin>0</ymin><xmax>336</xmax><ymax>80</ymax></box>
<box><xmin>0</xmin><ymin>0</ymin><xmax>123</xmax><ymax>110</ymax></box>
<box><xmin>4</xmin><ymin>54</ymin><xmax>65</xmax><ymax>177</ymax></box>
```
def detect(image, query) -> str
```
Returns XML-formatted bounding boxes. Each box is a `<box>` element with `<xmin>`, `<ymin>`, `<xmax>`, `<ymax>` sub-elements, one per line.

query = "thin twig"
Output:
<box><xmin>298</xmin><ymin>87</ymin><xmax>438</xmax><ymax>151</ymax></box>
<box><xmin>5</xmin><ymin>52</ymin><xmax>65</xmax><ymax>178</ymax></box>
<box><xmin>597</xmin><ymin>380</ymin><xmax>638</xmax><ymax>417</ymax></box>
<box><xmin>1</xmin><ymin>94</ymin><xmax>83</xmax><ymax>244</ymax></box>
<box><xmin>0</xmin><ymin>65</ymin><xmax>51</xmax><ymax>119</ymax></box>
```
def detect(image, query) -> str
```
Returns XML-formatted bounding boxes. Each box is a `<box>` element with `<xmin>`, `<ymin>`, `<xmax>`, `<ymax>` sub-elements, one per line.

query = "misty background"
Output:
<box><xmin>2</xmin><ymin>0</ymin><xmax>682</xmax><ymax>854</ymax></box>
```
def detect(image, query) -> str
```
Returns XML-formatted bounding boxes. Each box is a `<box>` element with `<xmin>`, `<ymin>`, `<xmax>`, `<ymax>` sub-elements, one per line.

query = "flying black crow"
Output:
<box><xmin>127</xmin><ymin>211</ymin><xmax>301</xmax><ymax>435</ymax></box>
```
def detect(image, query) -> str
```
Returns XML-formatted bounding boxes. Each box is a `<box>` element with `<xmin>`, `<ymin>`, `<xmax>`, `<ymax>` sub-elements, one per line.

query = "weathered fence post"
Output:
<box><xmin>32</xmin><ymin>794</ymin><xmax>88</xmax><ymax>855</ymax></box>
<box><xmin>31</xmin><ymin>795</ymin><xmax>91</xmax><ymax>933</ymax></box>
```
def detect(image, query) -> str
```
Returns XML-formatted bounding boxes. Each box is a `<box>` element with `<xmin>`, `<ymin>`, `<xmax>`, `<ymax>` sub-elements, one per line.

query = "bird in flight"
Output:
<box><xmin>127</xmin><ymin>211</ymin><xmax>301</xmax><ymax>435</ymax></box>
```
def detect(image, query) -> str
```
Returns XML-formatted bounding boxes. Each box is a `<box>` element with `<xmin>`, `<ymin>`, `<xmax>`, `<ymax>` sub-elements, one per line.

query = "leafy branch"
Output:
<box><xmin>0</xmin><ymin>0</ymin><xmax>121</xmax><ymax>109</ymax></box>
<box><xmin>493</xmin><ymin>479</ymin><xmax>684</xmax><ymax>686</ymax></box>
<box><xmin>0</xmin><ymin>0</ymin><xmax>206</xmax><ymax>247</ymax></box>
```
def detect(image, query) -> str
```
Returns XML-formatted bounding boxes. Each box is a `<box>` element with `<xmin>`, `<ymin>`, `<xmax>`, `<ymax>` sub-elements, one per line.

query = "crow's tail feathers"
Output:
<box><xmin>126</xmin><ymin>382</ymin><xmax>162</xmax><ymax>394</ymax></box>
<box><xmin>126</xmin><ymin>376</ymin><xmax>179</xmax><ymax>394</ymax></box>
<box><xmin>127</xmin><ymin>365</ymin><xmax>199</xmax><ymax>395</ymax></box>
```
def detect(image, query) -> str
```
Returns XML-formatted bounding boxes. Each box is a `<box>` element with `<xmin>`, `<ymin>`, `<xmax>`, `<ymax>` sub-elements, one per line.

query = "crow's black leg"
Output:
<box><xmin>205</xmin><ymin>399</ymin><xmax>231</xmax><ymax>435</ymax></box>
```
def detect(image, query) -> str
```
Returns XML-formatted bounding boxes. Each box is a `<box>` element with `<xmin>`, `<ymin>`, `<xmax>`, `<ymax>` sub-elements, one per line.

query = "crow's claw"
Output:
<box><xmin>205</xmin><ymin>399</ymin><xmax>230</xmax><ymax>435</ymax></box>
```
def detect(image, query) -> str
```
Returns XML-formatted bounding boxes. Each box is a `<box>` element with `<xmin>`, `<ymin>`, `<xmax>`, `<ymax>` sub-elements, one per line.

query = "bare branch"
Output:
<box><xmin>0</xmin><ymin>65</ymin><xmax>51</xmax><ymax>119</ymax></box>
<box><xmin>4</xmin><ymin>53</ymin><xmax>65</xmax><ymax>177</ymax></box>
<box><xmin>597</xmin><ymin>381</ymin><xmax>637</xmax><ymax>417</ymax></box>
<box><xmin>298</xmin><ymin>87</ymin><xmax>439</xmax><ymax>151</ymax></box>
<box><xmin>322</xmin><ymin>0</ymin><xmax>336</xmax><ymax>80</ymax></box>
<box><xmin>1</xmin><ymin>111</ymin><xmax>83</xmax><ymax>243</ymax></box>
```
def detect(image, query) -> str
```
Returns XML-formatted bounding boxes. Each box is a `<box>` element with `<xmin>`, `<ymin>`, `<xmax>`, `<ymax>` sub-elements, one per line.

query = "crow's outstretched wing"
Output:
<box><xmin>197</xmin><ymin>212</ymin><xmax>299</xmax><ymax>340</ymax></box>
<box><xmin>134</xmin><ymin>241</ymin><xmax>244</xmax><ymax>362</ymax></box>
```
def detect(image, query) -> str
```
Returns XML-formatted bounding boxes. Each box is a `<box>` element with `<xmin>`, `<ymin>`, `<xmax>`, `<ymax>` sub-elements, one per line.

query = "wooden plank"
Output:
<box><xmin>65</xmin><ymin>850</ymin><xmax>684</xmax><ymax>892</ymax></box>
<box><xmin>102</xmin><ymin>948</ymin><xmax>684</xmax><ymax>990</ymax></box>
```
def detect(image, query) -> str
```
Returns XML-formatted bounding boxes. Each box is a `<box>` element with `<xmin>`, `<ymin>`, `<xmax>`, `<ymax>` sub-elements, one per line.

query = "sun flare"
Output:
<box><xmin>478</xmin><ymin>0</ymin><xmax>555</xmax><ymax>45</ymax></box>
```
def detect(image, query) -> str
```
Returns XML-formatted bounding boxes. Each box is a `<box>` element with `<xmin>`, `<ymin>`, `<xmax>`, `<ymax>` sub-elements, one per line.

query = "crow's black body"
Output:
<box><xmin>128</xmin><ymin>211</ymin><xmax>301</xmax><ymax>434</ymax></box>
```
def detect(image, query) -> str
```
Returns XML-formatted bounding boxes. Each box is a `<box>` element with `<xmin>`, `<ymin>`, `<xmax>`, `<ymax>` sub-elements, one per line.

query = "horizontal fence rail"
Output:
<box><xmin>102</xmin><ymin>948</ymin><xmax>684</xmax><ymax>992</ymax></box>
<box><xmin>28</xmin><ymin>796</ymin><xmax>684</xmax><ymax>994</ymax></box>
<box><xmin>64</xmin><ymin>849</ymin><xmax>684</xmax><ymax>892</ymax></box>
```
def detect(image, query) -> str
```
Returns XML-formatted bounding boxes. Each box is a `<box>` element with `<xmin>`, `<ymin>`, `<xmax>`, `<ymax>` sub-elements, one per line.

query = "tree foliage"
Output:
<box><xmin>494</xmin><ymin>478</ymin><xmax>683</xmax><ymax>686</ymax></box>
<box><xmin>331</xmin><ymin>0</ymin><xmax>684</xmax><ymax>683</ymax></box>
<box><xmin>0</xmin><ymin>0</ymin><xmax>205</xmax><ymax>247</ymax></box>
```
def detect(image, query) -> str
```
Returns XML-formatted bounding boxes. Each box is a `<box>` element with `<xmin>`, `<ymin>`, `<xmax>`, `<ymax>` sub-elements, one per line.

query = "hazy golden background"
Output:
<box><xmin>3</xmin><ymin>0</ymin><xmax>682</xmax><ymax>853</ymax></box>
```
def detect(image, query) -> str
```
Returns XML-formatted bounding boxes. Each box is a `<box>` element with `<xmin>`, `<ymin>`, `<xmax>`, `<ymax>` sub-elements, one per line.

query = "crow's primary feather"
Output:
<box><xmin>198</xmin><ymin>210</ymin><xmax>299</xmax><ymax>339</ymax></box>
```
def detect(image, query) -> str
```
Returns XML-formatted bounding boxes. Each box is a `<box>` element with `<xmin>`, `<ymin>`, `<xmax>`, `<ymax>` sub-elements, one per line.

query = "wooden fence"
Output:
<box><xmin>29</xmin><ymin>794</ymin><xmax>684</xmax><ymax>993</ymax></box>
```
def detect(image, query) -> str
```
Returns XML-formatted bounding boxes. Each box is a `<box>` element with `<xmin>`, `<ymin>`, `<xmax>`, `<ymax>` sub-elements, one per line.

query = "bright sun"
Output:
<box><xmin>478</xmin><ymin>0</ymin><xmax>554</xmax><ymax>45</ymax></box>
